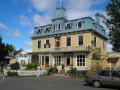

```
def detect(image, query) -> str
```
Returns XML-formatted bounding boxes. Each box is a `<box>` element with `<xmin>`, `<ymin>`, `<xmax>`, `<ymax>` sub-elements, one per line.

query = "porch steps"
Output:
<box><xmin>59</xmin><ymin>69</ymin><xmax>65</xmax><ymax>74</ymax></box>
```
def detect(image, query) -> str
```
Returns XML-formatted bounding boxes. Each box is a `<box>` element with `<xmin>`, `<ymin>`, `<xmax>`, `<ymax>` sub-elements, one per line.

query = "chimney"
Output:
<box><xmin>95</xmin><ymin>13</ymin><xmax>100</xmax><ymax>24</ymax></box>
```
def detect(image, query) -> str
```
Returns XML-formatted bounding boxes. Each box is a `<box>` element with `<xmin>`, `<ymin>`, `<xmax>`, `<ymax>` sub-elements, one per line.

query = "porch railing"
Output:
<box><xmin>53</xmin><ymin>45</ymin><xmax>89</xmax><ymax>52</ymax></box>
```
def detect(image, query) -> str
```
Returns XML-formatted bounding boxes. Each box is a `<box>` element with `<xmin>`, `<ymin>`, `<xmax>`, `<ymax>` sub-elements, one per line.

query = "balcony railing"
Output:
<box><xmin>52</xmin><ymin>45</ymin><xmax>89</xmax><ymax>52</ymax></box>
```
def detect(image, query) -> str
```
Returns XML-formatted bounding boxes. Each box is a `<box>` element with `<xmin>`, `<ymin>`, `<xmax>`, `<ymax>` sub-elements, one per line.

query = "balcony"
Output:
<box><xmin>52</xmin><ymin>45</ymin><xmax>90</xmax><ymax>52</ymax></box>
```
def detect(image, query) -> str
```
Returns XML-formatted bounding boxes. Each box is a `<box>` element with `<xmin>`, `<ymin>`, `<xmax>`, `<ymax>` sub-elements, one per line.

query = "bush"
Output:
<box><xmin>7</xmin><ymin>71</ymin><xmax>18</xmax><ymax>76</ymax></box>
<box><xmin>0</xmin><ymin>68</ymin><xmax>3</xmax><ymax>73</ymax></box>
<box><xmin>66</xmin><ymin>67</ymin><xmax>77</xmax><ymax>75</ymax></box>
<box><xmin>26</xmin><ymin>63</ymin><xmax>38</xmax><ymax>70</ymax></box>
<box><xmin>76</xmin><ymin>70</ymin><xmax>87</xmax><ymax>77</ymax></box>
<box><xmin>62</xmin><ymin>64</ymin><xmax>65</xmax><ymax>69</ymax></box>
<box><xmin>47</xmin><ymin>65</ymin><xmax>58</xmax><ymax>75</ymax></box>
<box><xmin>11</xmin><ymin>62</ymin><xmax>20</xmax><ymax>70</ymax></box>
<box><xmin>86</xmin><ymin>70</ymin><xmax>96</xmax><ymax>75</ymax></box>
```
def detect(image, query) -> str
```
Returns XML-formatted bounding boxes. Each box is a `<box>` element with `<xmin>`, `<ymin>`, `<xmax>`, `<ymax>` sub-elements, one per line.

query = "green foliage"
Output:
<box><xmin>0</xmin><ymin>35</ymin><xmax>15</xmax><ymax>62</ymax></box>
<box><xmin>47</xmin><ymin>66</ymin><xmax>58</xmax><ymax>75</ymax></box>
<box><xmin>86</xmin><ymin>70</ymin><xmax>96</xmax><ymax>75</ymax></box>
<box><xmin>7</xmin><ymin>71</ymin><xmax>18</xmax><ymax>76</ymax></box>
<box><xmin>62</xmin><ymin>64</ymin><xmax>65</xmax><ymax>69</ymax></box>
<box><xmin>66</xmin><ymin>67</ymin><xmax>77</xmax><ymax>75</ymax></box>
<box><xmin>26</xmin><ymin>63</ymin><xmax>38</xmax><ymax>70</ymax></box>
<box><xmin>11</xmin><ymin>62</ymin><xmax>20</xmax><ymax>70</ymax></box>
<box><xmin>0</xmin><ymin>68</ymin><xmax>3</xmax><ymax>73</ymax></box>
<box><xmin>106</xmin><ymin>0</ymin><xmax>120</xmax><ymax>52</ymax></box>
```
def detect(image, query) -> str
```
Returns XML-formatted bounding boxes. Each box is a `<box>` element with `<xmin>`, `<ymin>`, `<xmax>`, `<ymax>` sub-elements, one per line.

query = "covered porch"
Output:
<box><xmin>107</xmin><ymin>55</ymin><xmax>120</xmax><ymax>70</ymax></box>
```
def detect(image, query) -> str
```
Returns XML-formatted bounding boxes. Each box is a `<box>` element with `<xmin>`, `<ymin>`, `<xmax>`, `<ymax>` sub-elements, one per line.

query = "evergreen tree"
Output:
<box><xmin>0</xmin><ymin>35</ymin><xmax>15</xmax><ymax>61</ymax></box>
<box><xmin>106</xmin><ymin>0</ymin><xmax>120</xmax><ymax>52</ymax></box>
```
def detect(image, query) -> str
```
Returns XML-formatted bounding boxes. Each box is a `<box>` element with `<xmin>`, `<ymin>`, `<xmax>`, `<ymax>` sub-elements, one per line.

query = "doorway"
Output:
<box><xmin>45</xmin><ymin>56</ymin><xmax>49</xmax><ymax>68</ymax></box>
<box><xmin>66</xmin><ymin>57</ymin><xmax>70</xmax><ymax>67</ymax></box>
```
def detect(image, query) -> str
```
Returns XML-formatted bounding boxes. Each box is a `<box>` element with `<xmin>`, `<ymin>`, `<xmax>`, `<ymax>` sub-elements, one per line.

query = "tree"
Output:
<box><xmin>106</xmin><ymin>0</ymin><xmax>120</xmax><ymax>52</ymax></box>
<box><xmin>0</xmin><ymin>35</ymin><xmax>8</xmax><ymax>61</ymax></box>
<box><xmin>0</xmin><ymin>35</ymin><xmax>15</xmax><ymax>62</ymax></box>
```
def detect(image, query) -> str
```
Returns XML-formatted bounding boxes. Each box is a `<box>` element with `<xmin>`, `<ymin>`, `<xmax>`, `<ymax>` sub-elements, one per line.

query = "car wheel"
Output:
<box><xmin>93</xmin><ymin>81</ymin><xmax>101</xmax><ymax>88</ymax></box>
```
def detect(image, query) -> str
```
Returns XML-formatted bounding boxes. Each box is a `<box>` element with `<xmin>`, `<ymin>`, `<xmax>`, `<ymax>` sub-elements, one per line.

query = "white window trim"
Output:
<box><xmin>53</xmin><ymin>54</ymin><xmax>62</xmax><ymax>66</ymax></box>
<box><xmin>76</xmin><ymin>20</ymin><xmax>83</xmax><ymax>28</ymax></box>
<box><xmin>76</xmin><ymin>53</ymin><xmax>86</xmax><ymax>67</ymax></box>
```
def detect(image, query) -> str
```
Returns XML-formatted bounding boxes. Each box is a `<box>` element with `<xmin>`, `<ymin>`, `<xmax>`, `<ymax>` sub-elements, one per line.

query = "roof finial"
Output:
<box><xmin>60</xmin><ymin>0</ymin><xmax>63</xmax><ymax>7</ymax></box>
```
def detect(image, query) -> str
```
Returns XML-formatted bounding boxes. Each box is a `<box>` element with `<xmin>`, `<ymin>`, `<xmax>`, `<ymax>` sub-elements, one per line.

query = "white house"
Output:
<box><xmin>14</xmin><ymin>50</ymin><xmax>29</xmax><ymax>65</ymax></box>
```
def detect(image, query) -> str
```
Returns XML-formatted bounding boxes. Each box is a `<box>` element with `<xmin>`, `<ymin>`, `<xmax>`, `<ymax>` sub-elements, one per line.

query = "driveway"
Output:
<box><xmin>0</xmin><ymin>76</ymin><xmax>119</xmax><ymax>90</ymax></box>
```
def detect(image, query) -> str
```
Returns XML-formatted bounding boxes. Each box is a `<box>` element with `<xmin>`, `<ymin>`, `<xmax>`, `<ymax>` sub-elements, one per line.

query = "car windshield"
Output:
<box><xmin>111</xmin><ymin>71</ymin><xmax>120</xmax><ymax>77</ymax></box>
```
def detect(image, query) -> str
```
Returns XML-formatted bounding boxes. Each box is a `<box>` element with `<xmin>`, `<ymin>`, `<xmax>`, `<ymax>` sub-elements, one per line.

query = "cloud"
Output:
<box><xmin>24</xmin><ymin>41</ymin><xmax>32</xmax><ymax>47</ymax></box>
<box><xmin>31</xmin><ymin>0</ymin><xmax>56</xmax><ymax>12</ymax></box>
<box><xmin>25</xmin><ymin>49</ymin><xmax>32</xmax><ymax>52</ymax></box>
<box><xmin>0</xmin><ymin>22</ymin><xmax>9</xmax><ymax>30</ymax></box>
<box><xmin>18</xmin><ymin>15</ymin><xmax>31</xmax><ymax>26</ymax></box>
<box><xmin>33</xmin><ymin>14</ymin><xmax>51</xmax><ymax>26</ymax></box>
<box><xmin>13</xmin><ymin>30</ymin><xmax>22</xmax><ymax>38</ymax></box>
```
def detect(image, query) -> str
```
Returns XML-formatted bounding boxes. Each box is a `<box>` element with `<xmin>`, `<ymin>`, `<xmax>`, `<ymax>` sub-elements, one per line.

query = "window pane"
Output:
<box><xmin>79</xmin><ymin>36</ymin><xmax>83</xmax><ymax>45</ymax></box>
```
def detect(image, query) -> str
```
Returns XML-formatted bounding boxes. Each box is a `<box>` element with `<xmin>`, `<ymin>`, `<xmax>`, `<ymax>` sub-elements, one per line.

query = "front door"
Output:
<box><xmin>66</xmin><ymin>57</ymin><xmax>70</xmax><ymax>67</ymax></box>
<box><xmin>45</xmin><ymin>56</ymin><xmax>49</xmax><ymax>68</ymax></box>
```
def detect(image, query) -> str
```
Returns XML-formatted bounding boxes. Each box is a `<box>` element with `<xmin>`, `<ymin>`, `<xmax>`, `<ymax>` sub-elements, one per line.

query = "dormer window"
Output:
<box><xmin>45</xmin><ymin>27</ymin><xmax>50</xmax><ymax>33</ymax></box>
<box><xmin>77</xmin><ymin>21</ymin><xmax>82</xmax><ymax>28</ymax></box>
<box><xmin>37</xmin><ymin>29</ymin><xmax>42</xmax><ymax>34</ymax></box>
<box><xmin>66</xmin><ymin>23</ymin><xmax>72</xmax><ymax>29</ymax></box>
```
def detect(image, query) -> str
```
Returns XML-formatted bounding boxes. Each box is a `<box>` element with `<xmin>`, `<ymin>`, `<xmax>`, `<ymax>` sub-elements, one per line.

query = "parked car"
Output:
<box><xmin>85</xmin><ymin>70</ymin><xmax>120</xmax><ymax>88</ymax></box>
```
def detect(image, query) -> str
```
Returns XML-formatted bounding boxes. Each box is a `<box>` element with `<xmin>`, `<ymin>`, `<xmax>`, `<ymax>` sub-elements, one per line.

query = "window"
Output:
<box><xmin>111</xmin><ymin>71</ymin><xmax>120</xmax><ymax>77</ymax></box>
<box><xmin>58</xmin><ymin>24</ymin><xmax>61</xmax><ymax>30</ymax></box>
<box><xmin>24</xmin><ymin>54</ymin><xmax>27</xmax><ymax>57</ymax></box>
<box><xmin>98</xmin><ymin>71</ymin><xmax>110</xmax><ymax>76</ymax></box>
<box><xmin>21</xmin><ymin>60</ymin><xmax>26</xmax><ymax>65</ymax></box>
<box><xmin>38</xmin><ymin>40</ymin><xmax>41</xmax><ymax>48</ymax></box>
<box><xmin>77</xmin><ymin>21</ymin><xmax>82</xmax><ymax>28</ymax></box>
<box><xmin>53</xmin><ymin>24</ymin><xmax>56</xmax><ymax>30</ymax></box>
<box><xmin>44</xmin><ymin>40</ymin><xmax>50</xmax><ymax>48</ymax></box>
<box><xmin>77</xmin><ymin>54</ymin><xmax>85</xmax><ymax>66</ymax></box>
<box><xmin>78</xmin><ymin>36</ymin><xmax>83</xmax><ymax>45</ymax></box>
<box><xmin>53</xmin><ymin>24</ymin><xmax>61</xmax><ymax>30</ymax></box>
<box><xmin>94</xmin><ymin>36</ymin><xmax>97</xmax><ymax>46</ymax></box>
<box><xmin>67</xmin><ymin>37</ymin><xmax>71</xmax><ymax>46</ymax></box>
<box><xmin>54</xmin><ymin>55</ymin><xmax>61</xmax><ymax>66</ymax></box>
<box><xmin>66</xmin><ymin>23</ymin><xmax>72</xmax><ymax>29</ymax></box>
<box><xmin>37</xmin><ymin>29</ymin><xmax>42</xmax><ymax>34</ymax></box>
<box><xmin>45</xmin><ymin>27</ymin><xmax>50</xmax><ymax>33</ymax></box>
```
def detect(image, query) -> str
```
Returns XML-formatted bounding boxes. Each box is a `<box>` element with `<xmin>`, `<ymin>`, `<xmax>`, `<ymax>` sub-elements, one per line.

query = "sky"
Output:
<box><xmin>0</xmin><ymin>0</ymin><xmax>112</xmax><ymax>52</ymax></box>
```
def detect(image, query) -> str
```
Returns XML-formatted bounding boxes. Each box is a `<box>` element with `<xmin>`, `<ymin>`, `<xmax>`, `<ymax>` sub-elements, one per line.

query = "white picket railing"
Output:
<box><xmin>4</xmin><ymin>69</ymin><xmax>47</xmax><ymax>76</ymax></box>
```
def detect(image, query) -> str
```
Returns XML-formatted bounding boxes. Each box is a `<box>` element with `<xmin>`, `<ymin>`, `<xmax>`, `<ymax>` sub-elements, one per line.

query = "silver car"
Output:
<box><xmin>85</xmin><ymin>70</ymin><xmax>120</xmax><ymax>88</ymax></box>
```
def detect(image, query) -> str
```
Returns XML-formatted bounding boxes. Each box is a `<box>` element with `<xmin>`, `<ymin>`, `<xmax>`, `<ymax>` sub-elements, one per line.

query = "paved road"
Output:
<box><xmin>0</xmin><ymin>76</ymin><xmax>119</xmax><ymax>90</ymax></box>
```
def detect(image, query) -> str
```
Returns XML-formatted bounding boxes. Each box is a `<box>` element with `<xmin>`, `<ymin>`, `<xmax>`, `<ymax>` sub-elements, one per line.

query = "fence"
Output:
<box><xmin>4</xmin><ymin>69</ymin><xmax>47</xmax><ymax>76</ymax></box>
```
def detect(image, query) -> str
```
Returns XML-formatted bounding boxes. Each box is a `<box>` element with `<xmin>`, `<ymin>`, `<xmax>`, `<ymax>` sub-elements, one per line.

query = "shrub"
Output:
<box><xmin>47</xmin><ymin>65</ymin><xmax>58</xmax><ymax>75</ymax></box>
<box><xmin>11</xmin><ymin>62</ymin><xmax>20</xmax><ymax>70</ymax></box>
<box><xmin>62</xmin><ymin>64</ymin><xmax>65</xmax><ymax>69</ymax></box>
<box><xmin>0</xmin><ymin>68</ymin><xmax>3</xmax><ymax>73</ymax></box>
<box><xmin>76</xmin><ymin>70</ymin><xmax>87</xmax><ymax>77</ymax></box>
<box><xmin>66</xmin><ymin>67</ymin><xmax>77</xmax><ymax>75</ymax></box>
<box><xmin>7</xmin><ymin>71</ymin><xmax>18</xmax><ymax>76</ymax></box>
<box><xmin>26</xmin><ymin>63</ymin><xmax>38</xmax><ymax>70</ymax></box>
<box><xmin>86</xmin><ymin>70</ymin><xmax>96</xmax><ymax>75</ymax></box>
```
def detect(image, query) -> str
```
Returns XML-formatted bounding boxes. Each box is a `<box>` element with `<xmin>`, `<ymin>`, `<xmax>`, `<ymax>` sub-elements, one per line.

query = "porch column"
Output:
<box><xmin>38</xmin><ymin>55</ymin><xmax>41</xmax><ymax>65</ymax></box>
<box><xmin>41</xmin><ymin>54</ymin><xmax>42</xmax><ymax>66</ymax></box>
<box><xmin>29</xmin><ymin>55</ymin><xmax>32</xmax><ymax>63</ymax></box>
